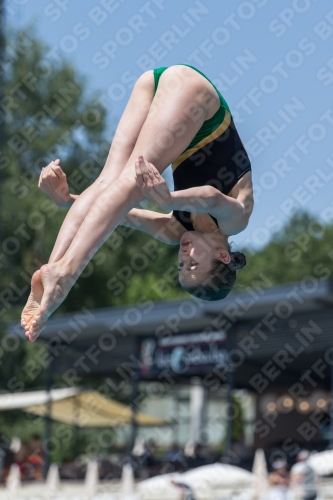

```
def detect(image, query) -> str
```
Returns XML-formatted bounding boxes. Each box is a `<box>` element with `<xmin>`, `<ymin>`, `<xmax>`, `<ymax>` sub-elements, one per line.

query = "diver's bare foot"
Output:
<box><xmin>21</xmin><ymin>271</ymin><xmax>44</xmax><ymax>340</ymax></box>
<box><xmin>27</xmin><ymin>263</ymin><xmax>74</xmax><ymax>341</ymax></box>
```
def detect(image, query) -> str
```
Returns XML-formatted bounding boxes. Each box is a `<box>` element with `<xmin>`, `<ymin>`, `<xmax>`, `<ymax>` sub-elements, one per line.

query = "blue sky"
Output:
<box><xmin>6</xmin><ymin>0</ymin><xmax>333</xmax><ymax>250</ymax></box>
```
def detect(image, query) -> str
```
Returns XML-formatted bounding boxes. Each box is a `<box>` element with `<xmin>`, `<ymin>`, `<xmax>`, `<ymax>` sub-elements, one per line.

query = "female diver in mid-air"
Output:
<box><xmin>21</xmin><ymin>64</ymin><xmax>254</xmax><ymax>342</ymax></box>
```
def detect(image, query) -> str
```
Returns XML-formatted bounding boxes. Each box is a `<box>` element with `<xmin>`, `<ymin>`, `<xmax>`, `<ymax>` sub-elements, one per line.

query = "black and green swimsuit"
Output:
<box><xmin>153</xmin><ymin>64</ymin><xmax>252</xmax><ymax>231</ymax></box>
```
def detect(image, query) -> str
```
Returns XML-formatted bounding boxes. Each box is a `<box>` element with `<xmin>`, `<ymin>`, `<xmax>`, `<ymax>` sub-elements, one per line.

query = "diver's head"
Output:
<box><xmin>178</xmin><ymin>231</ymin><xmax>246</xmax><ymax>301</ymax></box>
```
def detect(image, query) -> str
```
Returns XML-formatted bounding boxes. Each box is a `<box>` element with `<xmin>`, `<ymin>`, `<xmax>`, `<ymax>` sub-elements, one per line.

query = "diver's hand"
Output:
<box><xmin>135</xmin><ymin>156</ymin><xmax>172</xmax><ymax>210</ymax></box>
<box><xmin>38</xmin><ymin>159</ymin><xmax>73</xmax><ymax>208</ymax></box>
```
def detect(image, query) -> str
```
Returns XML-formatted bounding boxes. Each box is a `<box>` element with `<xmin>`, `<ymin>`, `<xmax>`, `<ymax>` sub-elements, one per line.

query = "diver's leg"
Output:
<box><xmin>49</xmin><ymin>70</ymin><xmax>155</xmax><ymax>264</ymax></box>
<box><xmin>21</xmin><ymin>72</ymin><xmax>154</xmax><ymax>330</ymax></box>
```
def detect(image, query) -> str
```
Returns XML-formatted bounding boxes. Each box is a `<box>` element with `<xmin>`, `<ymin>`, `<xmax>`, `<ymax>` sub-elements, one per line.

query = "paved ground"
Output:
<box><xmin>0</xmin><ymin>479</ymin><xmax>333</xmax><ymax>500</ymax></box>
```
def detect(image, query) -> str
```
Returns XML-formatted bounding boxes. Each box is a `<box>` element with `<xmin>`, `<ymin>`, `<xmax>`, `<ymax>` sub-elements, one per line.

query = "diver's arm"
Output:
<box><xmin>59</xmin><ymin>193</ymin><xmax>78</xmax><ymax>208</ymax></box>
<box><xmin>167</xmin><ymin>186</ymin><xmax>250</xmax><ymax>235</ymax></box>
<box><xmin>120</xmin><ymin>209</ymin><xmax>182</xmax><ymax>244</ymax></box>
<box><xmin>166</xmin><ymin>186</ymin><xmax>243</xmax><ymax>217</ymax></box>
<box><xmin>38</xmin><ymin>165</ymin><xmax>182</xmax><ymax>244</ymax></box>
<box><xmin>135</xmin><ymin>157</ymin><xmax>250</xmax><ymax>234</ymax></box>
<box><xmin>38</xmin><ymin>160</ymin><xmax>79</xmax><ymax>208</ymax></box>
<box><xmin>165</xmin><ymin>186</ymin><xmax>236</xmax><ymax>214</ymax></box>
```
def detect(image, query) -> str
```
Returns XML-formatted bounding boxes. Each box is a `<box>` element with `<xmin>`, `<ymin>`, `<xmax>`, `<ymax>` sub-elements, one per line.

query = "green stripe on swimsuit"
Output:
<box><xmin>152</xmin><ymin>64</ymin><xmax>230</xmax><ymax>152</ymax></box>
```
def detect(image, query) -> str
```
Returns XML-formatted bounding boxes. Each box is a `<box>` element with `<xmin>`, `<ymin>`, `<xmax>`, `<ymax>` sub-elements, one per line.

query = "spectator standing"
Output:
<box><xmin>143</xmin><ymin>439</ymin><xmax>158</xmax><ymax>468</ymax></box>
<box><xmin>26</xmin><ymin>434</ymin><xmax>43</xmax><ymax>481</ymax></box>
<box><xmin>290</xmin><ymin>450</ymin><xmax>317</xmax><ymax>500</ymax></box>
<box><xmin>268</xmin><ymin>459</ymin><xmax>289</xmax><ymax>500</ymax></box>
<box><xmin>14</xmin><ymin>441</ymin><xmax>30</xmax><ymax>479</ymax></box>
<box><xmin>14</xmin><ymin>435</ymin><xmax>44</xmax><ymax>481</ymax></box>
<box><xmin>164</xmin><ymin>444</ymin><xmax>187</xmax><ymax>472</ymax></box>
<box><xmin>185</xmin><ymin>445</ymin><xmax>205</xmax><ymax>469</ymax></box>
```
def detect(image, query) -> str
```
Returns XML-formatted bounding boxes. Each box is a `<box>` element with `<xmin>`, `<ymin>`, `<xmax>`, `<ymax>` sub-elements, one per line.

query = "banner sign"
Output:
<box><xmin>139</xmin><ymin>331</ymin><xmax>228</xmax><ymax>378</ymax></box>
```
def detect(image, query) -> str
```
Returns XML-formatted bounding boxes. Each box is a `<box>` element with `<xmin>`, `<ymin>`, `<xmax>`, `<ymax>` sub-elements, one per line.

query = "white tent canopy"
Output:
<box><xmin>138</xmin><ymin>463</ymin><xmax>254</xmax><ymax>499</ymax></box>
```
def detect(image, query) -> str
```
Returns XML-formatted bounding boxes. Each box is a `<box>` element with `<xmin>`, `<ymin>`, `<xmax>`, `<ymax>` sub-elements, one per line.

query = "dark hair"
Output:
<box><xmin>182</xmin><ymin>251</ymin><xmax>247</xmax><ymax>301</ymax></box>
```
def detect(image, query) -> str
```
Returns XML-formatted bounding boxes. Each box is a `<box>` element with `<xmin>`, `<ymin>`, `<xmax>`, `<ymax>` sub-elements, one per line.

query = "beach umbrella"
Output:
<box><xmin>0</xmin><ymin>389</ymin><xmax>166</xmax><ymax>427</ymax></box>
<box><xmin>137</xmin><ymin>471</ymin><xmax>181</xmax><ymax>499</ymax></box>
<box><xmin>138</xmin><ymin>463</ymin><xmax>254</xmax><ymax>499</ymax></box>
<box><xmin>121</xmin><ymin>463</ymin><xmax>138</xmax><ymax>500</ymax></box>
<box><xmin>46</xmin><ymin>464</ymin><xmax>61</xmax><ymax>498</ymax></box>
<box><xmin>252</xmin><ymin>449</ymin><xmax>268</xmax><ymax>499</ymax></box>
<box><xmin>84</xmin><ymin>459</ymin><xmax>99</xmax><ymax>500</ymax></box>
<box><xmin>308</xmin><ymin>450</ymin><xmax>333</xmax><ymax>475</ymax></box>
<box><xmin>181</xmin><ymin>463</ymin><xmax>254</xmax><ymax>491</ymax></box>
<box><xmin>6</xmin><ymin>463</ymin><xmax>21</xmax><ymax>499</ymax></box>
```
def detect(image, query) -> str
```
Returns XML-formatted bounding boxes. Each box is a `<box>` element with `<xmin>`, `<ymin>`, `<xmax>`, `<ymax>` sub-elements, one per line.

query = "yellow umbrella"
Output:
<box><xmin>23</xmin><ymin>390</ymin><xmax>166</xmax><ymax>427</ymax></box>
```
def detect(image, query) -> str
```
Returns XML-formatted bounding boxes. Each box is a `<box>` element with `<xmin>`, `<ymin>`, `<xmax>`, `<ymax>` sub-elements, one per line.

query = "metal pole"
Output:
<box><xmin>329</xmin><ymin>357</ymin><xmax>333</xmax><ymax>448</ymax></box>
<box><xmin>0</xmin><ymin>0</ymin><xmax>4</xmax><ymax>125</ymax></box>
<box><xmin>128</xmin><ymin>338</ymin><xmax>141</xmax><ymax>459</ymax></box>
<box><xmin>222</xmin><ymin>363</ymin><xmax>234</xmax><ymax>462</ymax></box>
<box><xmin>74</xmin><ymin>395</ymin><xmax>80</xmax><ymax>457</ymax></box>
<box><xmin>189</xmin><ymin>377</ymin><xmax>206</xmax><ymax>449</ymax></box>
<box><xmin>0</xmin><ymin>13</ymin><xmax>7</xmax><ymax>471</ymax></box>
<box><xmin>0</xmin><ymin>0</ymin><xmax>5</xmax><ymax>329</ymax></box>
<box><xmin>0</xmin><ymin>0</ymin><xmax>4</xmax><ymax>245</ymax></box>
<box><xmin>221</xmin><ymin>334</ymin><xmax>234</xmax><ymax>464</ymax></box>
<box><xmin>128</xmin><ymin>371</ymin><xmax>139</xmax><ymax>455</ymax></box>
<box><xmin>173</xmin><ymin>388</ymin><xmax>179</xmax><ymax>444</ymax></box>
<box><xmin>43</xmin><ymin>353</ymin><xmax>54</xmax><ymax>478</ymax></box>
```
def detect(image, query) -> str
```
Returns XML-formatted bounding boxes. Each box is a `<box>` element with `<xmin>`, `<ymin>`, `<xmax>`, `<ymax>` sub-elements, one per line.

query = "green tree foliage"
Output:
<box><xmin>236</xmin><ymin>211</ymin><xmax>333</xmax><ymax>290</ymax></box>
<box><xmin>1</xmin><ymin>29</ymin><xmax>105</xmax><ymax>321</ymax></box>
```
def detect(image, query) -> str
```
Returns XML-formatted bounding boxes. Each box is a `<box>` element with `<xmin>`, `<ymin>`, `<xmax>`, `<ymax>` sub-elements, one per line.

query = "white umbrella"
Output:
<box><xmin>137</xmin><ymin>472</ymin><xmax>181</xmax><ymax>499</ymax></box>
<box><xmin>138</xmin><ymin>463</ymin><xmax>254</xmax><ymax>499</ymax></box>
<box><xmin>46</xmin><ymin>464</ymin><xmax>61</xmax><ymax>498</ymax></box>
<box><xmin>308</xmin><ymin>450</ymin><xmax>333</xmax><ymax>475</ymax></box>
<box><xmin>181</xmin><ymin>463</ymin><xmax>254</xmax><ymax>491</ymax></box>
<box><xmin>252</xmin><ymin>449</ymin><xmax>268</xmax><ymax>499</ymax></box>
<box><xmin>6</xmin><ymin>463</ymin><xmax>21</xmax><ymax>499</ymax></box>
<box><xmin>121</xmin><ymin>463</ymin><xmax>138</xmax><ymax>500</ymax></box>
<box><xmin>84</xmin><ymin>460</ymin><xmax>99</xmax><ymax>500</ymax></box>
